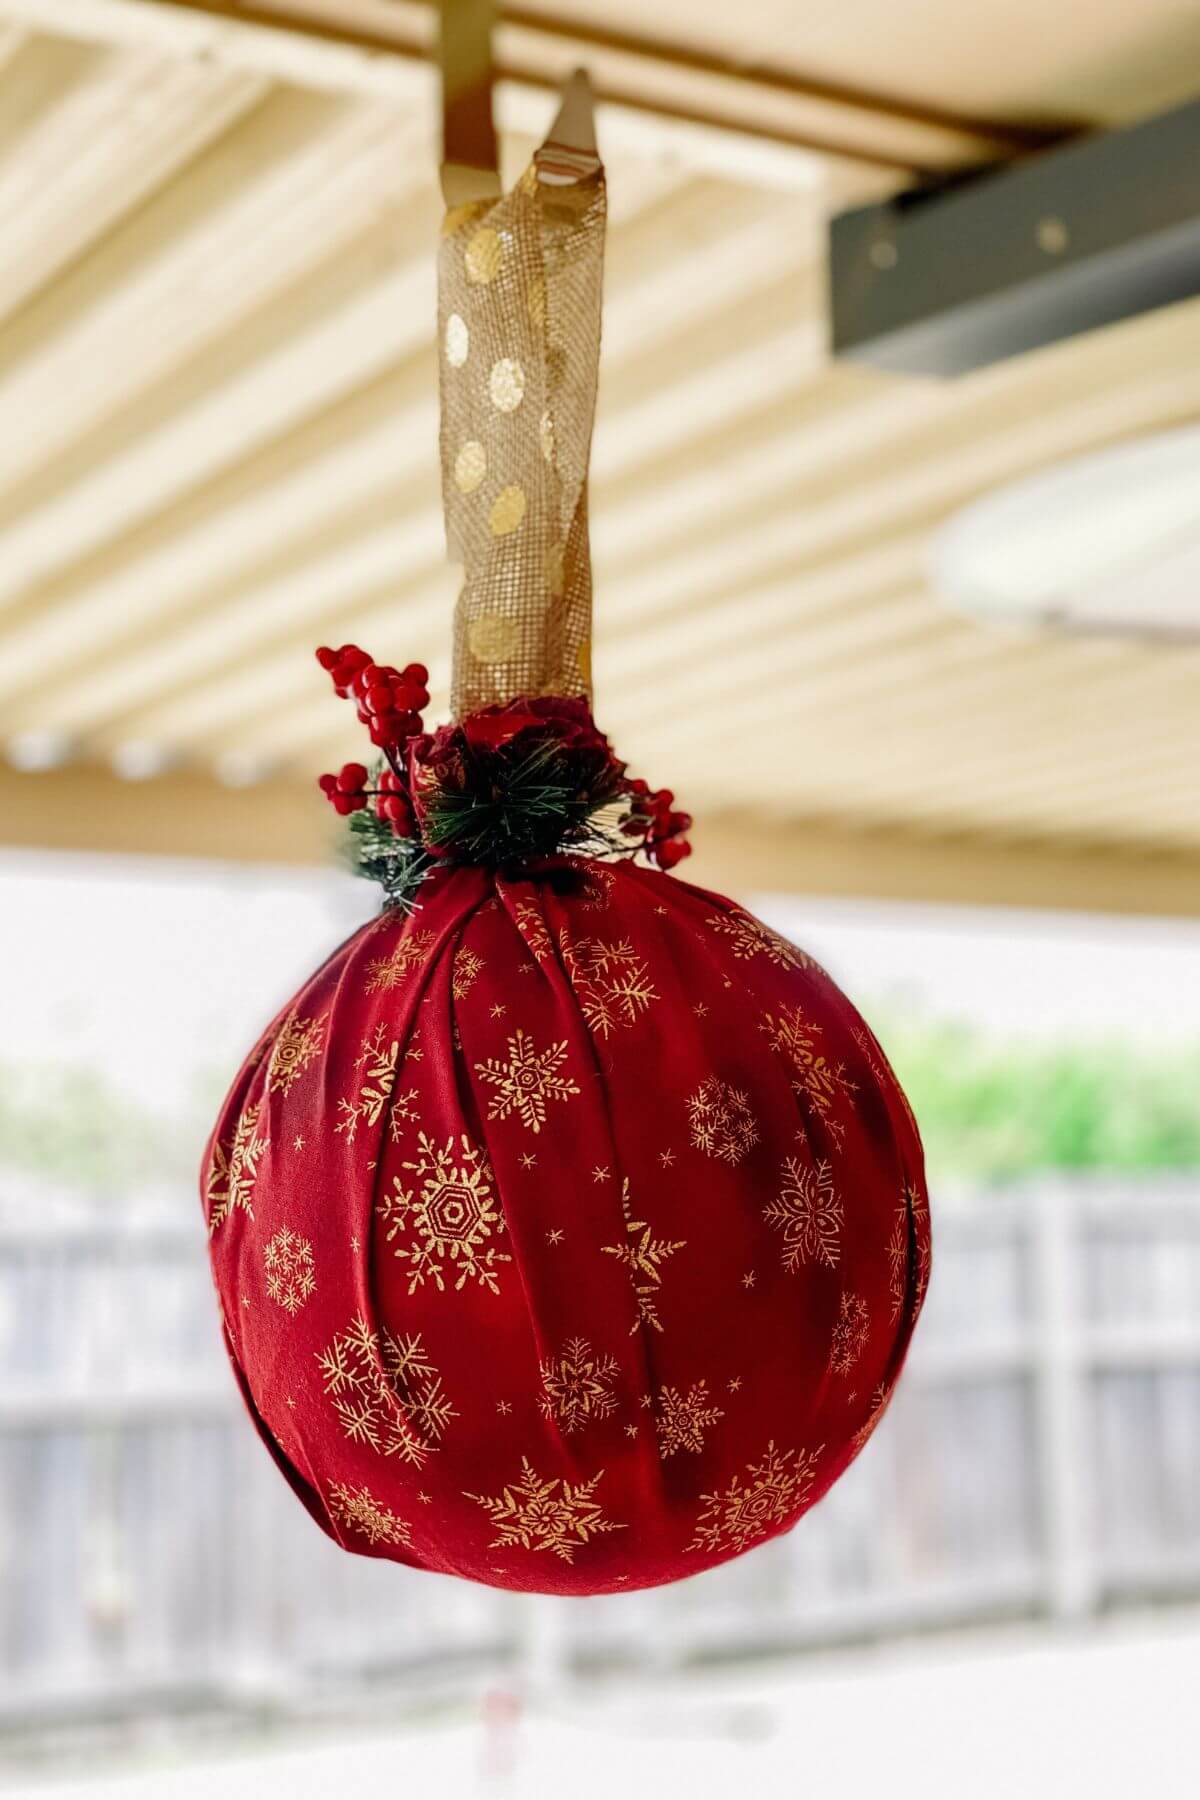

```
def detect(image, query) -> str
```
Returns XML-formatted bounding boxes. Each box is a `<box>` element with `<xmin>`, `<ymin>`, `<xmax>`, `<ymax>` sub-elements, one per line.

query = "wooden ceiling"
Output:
<box><xmin>1</xmin><ymin>0</ymin><xmax>1199</xmax><ymax>914</ymax></box>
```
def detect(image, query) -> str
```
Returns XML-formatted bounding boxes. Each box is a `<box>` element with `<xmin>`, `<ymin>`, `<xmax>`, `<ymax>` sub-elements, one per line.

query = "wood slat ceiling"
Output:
<box><xmin>1</xmin><ymin>0</ymin><xmax>1198</xmax><ymax>909</ymax></box>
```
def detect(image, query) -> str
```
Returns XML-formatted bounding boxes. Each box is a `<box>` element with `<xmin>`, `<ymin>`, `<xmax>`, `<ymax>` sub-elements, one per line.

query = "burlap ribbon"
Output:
<box><xmin>438</xmin><ymin>143</ymin><xmax>605</xmax><ymax>718</ymax></box>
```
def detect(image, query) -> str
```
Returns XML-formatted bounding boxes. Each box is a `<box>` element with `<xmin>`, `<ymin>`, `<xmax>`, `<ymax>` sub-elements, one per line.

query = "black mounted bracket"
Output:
<box><xmin>829</xmin><ymin>95</ymin><xmax>1200</xmax><ymax>377</ymax></box>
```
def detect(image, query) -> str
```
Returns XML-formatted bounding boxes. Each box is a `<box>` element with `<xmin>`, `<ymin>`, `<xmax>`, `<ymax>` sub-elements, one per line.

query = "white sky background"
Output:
<box><xmin>1</xmin><ymin>849</ymin><xmax>1199</xmax><ymax>1115</ymax></box>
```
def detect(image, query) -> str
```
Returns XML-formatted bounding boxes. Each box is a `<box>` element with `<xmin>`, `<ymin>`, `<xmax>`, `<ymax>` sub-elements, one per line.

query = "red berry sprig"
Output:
<box><xmin>315</xmin><ymin>645</ymin><xmax>430</xmax><ymax>752</ymax></box>
<box><xmin>625</xmin><ymin>778</ymin><xmax>692</xmax><ymax>869</ymax></box>
<box><xmin>317</xmin><ymin>761</ymin><xmax>370</xmax><ymax>816</ymax></box>
<box><xmin>315</xmin><ymin>643</ymin><xmax>429</xmax><ymax>833</ymax></box>
<box><xmin>375</xmin><ymin>767</ymin><xmax>415</xmax><ymax>837</ymax></box>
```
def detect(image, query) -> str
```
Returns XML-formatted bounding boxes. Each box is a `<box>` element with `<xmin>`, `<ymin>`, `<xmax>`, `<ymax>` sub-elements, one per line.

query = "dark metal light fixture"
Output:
<box><xmin>830</xmin><ymin>96</ymin><xmax>1200</xmax><ymax>376</ymax></box>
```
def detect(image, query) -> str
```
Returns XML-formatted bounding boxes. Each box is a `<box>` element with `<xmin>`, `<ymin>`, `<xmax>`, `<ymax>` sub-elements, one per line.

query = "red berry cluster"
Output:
<box><xmin>315</xmin><ymin>644</ymin><xmax>429</xmax><ymax>751</ymax></box>
<box><xmin>316</xmin><ymin>643</ymin><xmax>428</xmax><ymax>836</ymax></box>
<box><xmin>375</xmin><ymin>767</ymin><xmax>415</xmax><ymax>838</ymax></box>
<box><xmin>317</xmin><ymin>761</ymin><xmax>369</xmax><ymax>816</ymax></box>
<box><xmin>627</xmin><ymin>779</ymin><xmax>692</xmax><ymax>870</ymax></box>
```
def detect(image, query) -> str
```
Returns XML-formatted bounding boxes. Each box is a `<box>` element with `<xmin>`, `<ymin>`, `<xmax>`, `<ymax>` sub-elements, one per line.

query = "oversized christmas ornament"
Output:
<box><xmin>202</xmin><ymin>82</ymin><xmax>930</xmax><ymax>1596</ymax></box>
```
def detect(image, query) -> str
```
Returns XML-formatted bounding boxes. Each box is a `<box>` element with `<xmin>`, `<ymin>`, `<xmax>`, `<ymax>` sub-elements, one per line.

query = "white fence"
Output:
<box><xmin>2</xmin><ymin>1177</ymin><xmax>1199</xmax><ymax>1732</ymax></box>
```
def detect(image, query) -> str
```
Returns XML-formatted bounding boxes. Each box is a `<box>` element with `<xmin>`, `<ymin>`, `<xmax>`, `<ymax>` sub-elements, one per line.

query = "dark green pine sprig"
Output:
<box><xmin>418</xmin><ymin>737</ymin><xmax>621</xmax><ymax>866</ymax></box>
<box><xmin>345</xmin><ymin>805</ymin><xmax>430</xmax><ymax>912</ymax></box>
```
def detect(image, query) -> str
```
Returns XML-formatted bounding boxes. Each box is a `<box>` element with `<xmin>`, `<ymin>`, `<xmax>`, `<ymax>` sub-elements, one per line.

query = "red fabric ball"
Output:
<box><xmin>202</xmin><ymin>858</ymin><xmax>929</xmax><ymax>1595</ymax></box>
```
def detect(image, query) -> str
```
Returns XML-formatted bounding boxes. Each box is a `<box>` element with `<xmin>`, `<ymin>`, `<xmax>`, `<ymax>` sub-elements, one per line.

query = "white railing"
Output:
<box><xmin>2</xmin><ymin>1176</ymin><xmax>1198</xmax><ymax>1726</ymax></box>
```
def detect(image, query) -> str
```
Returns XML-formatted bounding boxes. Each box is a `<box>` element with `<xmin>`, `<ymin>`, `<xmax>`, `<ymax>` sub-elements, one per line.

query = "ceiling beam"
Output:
<box><xmin>0</xmin><ymin>36</ymin><xmax>266</xmax><ymax>329</ymax></box>
<box><xmin>690</xmin><ymin>812</ymin><xmax>1200</xmax><ymax>919</ymax></box>
<box><xmin>3</xmin><ymin>763</ymin><xmax>1198</xmax><ymax>919</ymax></box>
<box><xmin>0</xmin><ymin>0</ymin><xmax>1067</xmax><ymax>186</ymax></box>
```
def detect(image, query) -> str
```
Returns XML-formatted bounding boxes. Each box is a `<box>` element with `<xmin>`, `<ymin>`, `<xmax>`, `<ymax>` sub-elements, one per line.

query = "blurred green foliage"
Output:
<box><xmin>0</xmin><ymin>1020</ymin><xmax>1197</xmax><ymax>1192</ymax></box>
<box><xmin>874</xmin><ymin>1014</ymin><xmax>1200</xmax><ymax>1179</ymax></box>
<box><xmin>0</xmin><ymin>1063</ymin><xmax>213</xmax><ymax>1194</ymax></box>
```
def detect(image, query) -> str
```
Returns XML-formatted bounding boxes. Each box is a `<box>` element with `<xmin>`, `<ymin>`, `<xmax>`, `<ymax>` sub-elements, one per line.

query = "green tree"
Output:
<box><xmin>874</xmin><ymin>1015</ymin><xmax>1200</xmax><ymax>1180</ymax></box>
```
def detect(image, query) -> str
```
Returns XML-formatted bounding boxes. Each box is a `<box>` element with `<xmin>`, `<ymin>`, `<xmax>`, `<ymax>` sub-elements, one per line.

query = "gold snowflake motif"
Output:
<box><xmin>550</xmin><ymin>857</ymin><xmax>616</xmax><ymax>912</ymax></box>
<box><xmin>654</xmin><ymin>1381</ymin><xmax>724</xmax><ymax>1458</ymax></box>
<box><xmin>328</xmin><ymin>1480</ymin><xmax>412</xmax><ymax>1549</ymax></box>
<box><xmin>379</xmin><ymin>1131</ymin><xmax>511</xmax><ymax>1295</ymax></box>
<box><xmin>853</xmin><ymin>1026</ymin><xmax>920</xmax><ymax>1137</ymax></box>
<box><xmin>705</xmin><ymin>910</ymin><xmax>808</xmax><ymax>969</ymax></box>
<box><xmin>539</xmin><ymin>1337</ymin><xmax>621</xmax><ymax>1434</ymax></box>
<box><xmin>687</xmin><ymin>1439</ymin><xmax>822</xmax><ymax>1555</ymax></box>
<box><xmin>267</xmin><ymin>1011</ymin><xmax>327</xmax><ymax>1095</ymax></box>
<box><xmin>686</xmin><ymin>1077</ymin><xmax>760</xmax><ymax>1166</ymax></box>
<box><xmin>910</xmin><ymin>1182</ymin><xmax>931</xmax><ymax>1297</ymax></box>
<box><xmin>760</xmin><ymin>1005</ymin><xmax>855</xmax><ymax>1143</ymax></box>
<box><xmin>569</xmin><ymin>859</ymin><xmax>616</xmax><ymax>910</ymax></box>
<box><xmin>852</xmin><ymin>1381</ymin><xmax>893</xmax><ymax>1453</ymax></box>
<box><xmin>887</xmin><ymin>1209</ymin><xmax>907</xmax><ymax>1318</ymax></box>
<box><xmin>887</xmin><ymin>1183</ymin><xmax>930</xmax><ymax>1320</ymax></box>
<box><xmin>601</xmin><ymin>1178</ymin><xmax>686</xmax><ymax>1334</ymax></box>
<box><xmin>513</xmin><ymin>899</ymin><xmax>554</xmax><ymax>963</ymax></box>
<box><xmin>764</xmin><ymin>1156</ymin><xmax>843</xmax><ymax>1271</ymax></box>
<box><xmin>316</xmin><ymin>1313</ymin><xmax>457</xmax><ymax>1466</ymax></box>
<box><xmin>452</xmin><ymin>944</ymin><xmax>486</xmax><ymax>999</ymax></box>
<box><xmin>364</xmin><ymin>929</ymin><xmax>436</xmax><ymax>993</ymax></box>
<box><xmin>474</xmin><ymin>1028</ymin><xmax>580</xmax><ymax>1133</ymax></box>
<box><xmin>828</xmin><ymin>1290</ymin><xmax>871</xmax><ymax>1375</ymax></box>
<box><xmin>559</xmin><ymin>936</ymin><xmax>658</xmax><ymax>1039</ymax></box>
<box><xmin>263</xmin><ymin>1225</ymin><xmax>316</xmax><ymax>1315</ymax></box>
<box><xmin>465</xmin><ymin>1457</ymin><xmax>626</xmax><ymax>1563</ymax></box>
<box><xmin>336</xmin><ymin>1021</ymin><xmax>419</xmax><ymax>1144</ymax></box>
<box><xmin>205</xmin><ymin>1105</ymin><xmax>268</xmax><ymax>1232</ymax></box>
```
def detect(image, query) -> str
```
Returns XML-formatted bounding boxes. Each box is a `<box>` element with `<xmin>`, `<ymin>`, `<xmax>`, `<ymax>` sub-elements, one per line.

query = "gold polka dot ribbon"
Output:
<box><xmin>438</xmin><ymin>147</ymin><xmax>605</xmax><ymax>714</ymax></box>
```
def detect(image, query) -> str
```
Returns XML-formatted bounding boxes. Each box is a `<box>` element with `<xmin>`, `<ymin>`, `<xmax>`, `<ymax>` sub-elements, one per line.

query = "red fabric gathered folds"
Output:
<box><xmin>203</xmin><ymin>856</ymin><xmax>930</xmax><ymax>1595</ymax></box>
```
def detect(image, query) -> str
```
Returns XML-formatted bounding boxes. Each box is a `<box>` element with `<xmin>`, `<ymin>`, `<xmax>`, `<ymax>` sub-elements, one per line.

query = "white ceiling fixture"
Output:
<box><xmin>6</xmin><ymin>729</ymin><xmax>74</xmax><ymax>772</ymax></box>
<box><xmin>930</xmin><ymin>424</ymin><xmax>1200</xmax><ymax>641</ymax></box>
<box><xmin>214</xmin><ymin>749</ymin><xmax>275</xmax><ymax>788</ymax></box>
<box><xmin>110</xmin><ymin>740</ymin><xmax>177</xmax><ymax>782</ymax></box>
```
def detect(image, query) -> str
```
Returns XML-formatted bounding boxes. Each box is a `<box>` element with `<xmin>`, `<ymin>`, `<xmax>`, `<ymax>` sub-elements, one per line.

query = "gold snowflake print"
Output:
<box><xmin>513</xmin><ymin>899</ymin><xmax>554</xmax><ymax>963</ymax></box>
<box><xmin>559</xmin><ymin>936</ymin><xmax>658</xmax><ymax>1038</ymax></box>
<box><xmin>452</xmin><ymin>944</ymin><xmax>486</xmax><ymax>999</ymax></box>
<box><xmin>465</xmin><ymin>1457</ymin><xmax>626</xmax><ymax>1563</ymax></box>
<box><xmin>828</xmin><ymin>1290</ymin><xmax>871</xmax><ymax>1375</ymax></box>
<box><xmin>852</xmin><ymin>1382</ymin><xmax>894</xmax><ymax>1453</ymax></box>
<box><xmin>379</xmin><ymin>1131</ymin><xmax>511</xmax><ymax>1295</ymax></box>
<box><xmin>760</xmin><ymin>1005</ymin><xmax>855</xmax><ymax>1142</ymax></box>
<box><xmin>316</xmin><ymin>1313</ymin><xmax>456</xmax><ymax>1466</ymax></box>
<box><xmin>567</xmin><ymin>859</ymin><xmax>616</xmax><ymax>910</ymax></box>
<box><xmin>263</xmin><ymin>1225</ymin><xmax>316</xmax><ymax>1315</ymax></box>
<box><xmin>601</xmin><ymin>1178</ymin><xmax>686</xmax><ymax>1334</ymax></box>
<box><xmin>687</xmin><ymin>1439</ymin><xmax>822</xmax><ymax>1555</ymax></box>
<box><xmin>539</xmin><ymin>1337</ymin><xmax>621</xmax><ymax>1434</ymax></box>
<box><xmin>336</xmin><ymin>1022</ymin><xmax>419</xmax><ymax>1144</ymax></box>
<box><xmin>887</xmin><ymin>1183</ymin><xmax>930</xmax><ymax>1320</ymax></box>
<box><xmin>328</xmin><ymin>1480</ymin><xmax>412</xmax><ymax>1549</ymax></box>
<box><xmin>705</xmin><ymin>910</ymin><xmax>808</xmax><ymax>968</ymax></box>
<box><xmin>654</xmin><ymin>1381</ymin><xmax>724</xmax><ymax>1458</ymax></box>
<box><xmin>853</xmin><ymin>1025</ymin><xmax>920</xmax><ymax>1137</ymax></box>
<box><xmin>887</xmin><ymin>1208</ymin><xmax>907</xmax><ymax>1318</ymax></box>
<box><xmin>686</xmin><ymin>1077</ymin><xmax>759</xmax><ymax>1166</ymax></box>
<box><xmin>364</xmin><ymin>929</ymin><xmax>436</xmax><ymax>993</ymax></box>
<box><xmin>205</xmin><ymin>1105</ymin><xmax>268</xmax><ymax>1233</ymax></box>
<box><xmin>764</xmin><ymin>1156</ymin><xmax>842</xmax><ymax>1271</ymax></box>
<box><xmin>267</xmin><ymin>1011</ymin><xmax>327</xmax><ymax>1095</ymax></box>
<box><xmin>474</xmin><ymin>1028</ymin><xmax>580</xmax><ymax>1133</ymax></box>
